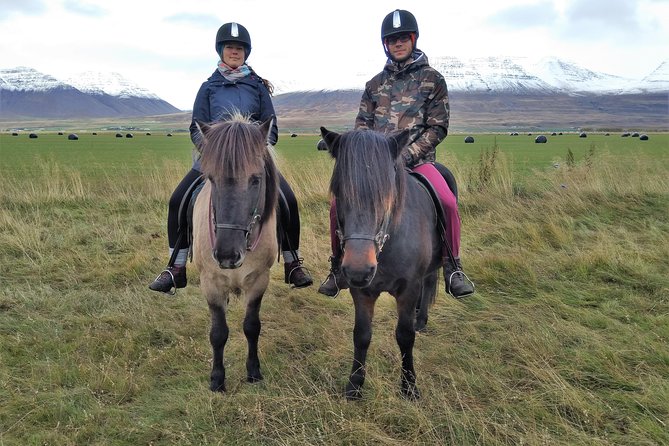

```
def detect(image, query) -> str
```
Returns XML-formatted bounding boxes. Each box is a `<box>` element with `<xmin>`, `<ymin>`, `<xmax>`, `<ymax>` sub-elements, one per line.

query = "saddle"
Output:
<box><xmin>172</xmin><ymin>176</ymin><xmax>288</xmax><ymax>265</ymax></box>
<box><xmin>408</xmin><ymin>170</ymin><xmax>454</xmax><ymax>260</ymax></box>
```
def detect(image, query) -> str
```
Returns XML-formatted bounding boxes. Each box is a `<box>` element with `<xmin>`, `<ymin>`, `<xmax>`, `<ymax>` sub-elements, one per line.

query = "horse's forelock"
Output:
<box><xmin>200</xmin><ymin>119</ymin><xmax>267</xmax><ymax>181</ymax></box>
<box><xmin>331</xmin><ymin>130</ymin><xmax>400</xmax><ymax>222</ymax></box>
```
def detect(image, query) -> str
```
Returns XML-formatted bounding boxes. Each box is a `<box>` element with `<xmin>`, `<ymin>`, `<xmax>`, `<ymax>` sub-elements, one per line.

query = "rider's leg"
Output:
<box><xmin>149</xmin><ymin>169</ymin><xmax>201</xmax><ymax>294</ymax></box>
<box><xmin>318</xmin><ymin>198</ymin><xmax>347</xmax><ymax>297</ymax></box>
<box><xmin>278</xmin><ymin>174</ymin><xmax>313</xmax><ymax>288</ymax></box>
<box><xmin>412</xmin><ymin>163</ymin><xmax>474</xmax><ymax>298</ymax></box>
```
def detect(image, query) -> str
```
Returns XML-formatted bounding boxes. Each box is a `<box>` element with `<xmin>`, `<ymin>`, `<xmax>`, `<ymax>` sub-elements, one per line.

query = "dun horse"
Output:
<box><xmin>193</xmin><ymin>117</ymin><xmax>279</xmax><ymax>392</ymax></box>
<box><xmin>321</xmin><ymin>127</ymin><xmax>443</xmax><ymax>400</ymax></box>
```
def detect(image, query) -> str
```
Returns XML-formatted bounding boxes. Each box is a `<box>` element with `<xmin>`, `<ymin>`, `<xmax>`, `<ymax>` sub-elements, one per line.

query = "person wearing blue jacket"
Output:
<box><xmin>149</xmin><ymin>22</ymin><xmax>313</xmax><ymax>294</ymax></box>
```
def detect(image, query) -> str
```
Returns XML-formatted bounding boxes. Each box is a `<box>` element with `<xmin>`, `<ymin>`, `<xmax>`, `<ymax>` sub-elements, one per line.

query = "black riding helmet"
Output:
<box><xmin>215</xmin><ymin>22</ymin><xmax>252</xmax><ymax>59</ymax></box>
<box><xmin>381</xmin><ymin>9</ymin><xmax>419</xmax><ymax>58</ymax></box>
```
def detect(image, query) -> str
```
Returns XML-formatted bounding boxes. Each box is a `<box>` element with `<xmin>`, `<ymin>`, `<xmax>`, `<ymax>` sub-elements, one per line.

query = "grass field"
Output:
<box><xmin>1</xmin><ymin>131</ymin><xmax>668</xmax><ymax>445</ymax></box>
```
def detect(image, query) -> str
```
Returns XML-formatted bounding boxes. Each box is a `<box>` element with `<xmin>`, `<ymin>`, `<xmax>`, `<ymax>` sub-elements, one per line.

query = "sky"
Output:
<box><xmin>1</xmin><ymin>0</ymin><xmax>668</xmax><ymax>110</ymax></box>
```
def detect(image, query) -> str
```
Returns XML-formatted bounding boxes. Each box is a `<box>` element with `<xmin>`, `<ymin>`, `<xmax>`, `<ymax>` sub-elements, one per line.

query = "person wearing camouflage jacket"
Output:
<box><xmin>318</xmin><ymin>9</ymin><xmax>474</xmax><ymax>299</ymax></box>
<box><xmin>355</xmin><ymin>51</ymin><xmax>449</xmax><ymax>168</ymax></box>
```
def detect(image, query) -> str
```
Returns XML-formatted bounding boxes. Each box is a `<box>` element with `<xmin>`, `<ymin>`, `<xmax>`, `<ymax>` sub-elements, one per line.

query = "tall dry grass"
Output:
<box><xmin>1</xmin><ymin>140</ymin><xmax>667</xmax><ymax>445</ymax></box>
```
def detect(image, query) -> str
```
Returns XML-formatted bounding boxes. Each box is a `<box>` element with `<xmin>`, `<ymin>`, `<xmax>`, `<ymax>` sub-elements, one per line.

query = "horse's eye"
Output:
<box><xmin>250</xmin><ymin>175</ymin><xmax>261</xmax><ymax>186</ymax></box>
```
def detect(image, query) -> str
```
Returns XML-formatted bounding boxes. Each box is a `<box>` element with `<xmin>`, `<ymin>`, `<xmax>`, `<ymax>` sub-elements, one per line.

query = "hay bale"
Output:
<box><xmin>621</xmin><ymin>132</ymin><xmax>630</xmax><ymax>137</ymax></box>
<box><xmin>579</xmin><ymin>132</ymin><xmax>587</xmax><ymax>138</ymax></box>
<box><xmin>632</xmin><ymin>132</ymin><xmax>639</xmax><ymax>137</ymax></box>
<box><xmin>290</xmin><ymin>133</ymin><xmax>298</xmax><ymax>137</ymax></box>
<box><xmin>535</xmin><ymin>135</ymin><xmax>547</xmax><ymax>143</ymax></box>
<box><xmin>29</xmin><ymin>133</ymin><xmax>38</xmax><ymax>138</ymax></box>
<box><xmin>116</xmin><ymin>133</ymin><xmax>123</xmax><ymax>138</ymax></box>
<box><xmin>464</xmin><ymin>136</ymin><xmax>475</xmax><ymax>143</ymax></box>
<box><xmin>67</xmin><ymin>133</ymin><xmax>79</xmax><ymax>140</ymax></box>
<box><xmin>167</xmin><ymin>133</ymin><xmax>173</xmax><ymax>137</ymax></box>
<box><xmin>639</xmin><ymin>134</ymin><xmax>649</xmax><ymax>141</ymax></box>
<box><xmin>126</xmin><ymin>133</ymin><xmax>134</xmax><ymax>138</ymax></box>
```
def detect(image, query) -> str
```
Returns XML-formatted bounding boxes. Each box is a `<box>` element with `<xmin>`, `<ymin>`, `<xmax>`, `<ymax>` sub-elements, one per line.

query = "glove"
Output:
<box><xmin>403</xmin><ymin>151</ymin><xmax>414</xmax><ymax>167</ymax></box>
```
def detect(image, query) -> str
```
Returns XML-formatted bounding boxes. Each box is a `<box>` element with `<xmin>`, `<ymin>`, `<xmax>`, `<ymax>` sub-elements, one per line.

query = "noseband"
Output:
<box><xmin>336</xmin><ymin>210</ymin><xmax>391</xmax><ymax>258</ymax></box>
<box><xmin>208</xmin><ymin>182</ymin><xmax>263</xmax><ymax>252</ymax></box>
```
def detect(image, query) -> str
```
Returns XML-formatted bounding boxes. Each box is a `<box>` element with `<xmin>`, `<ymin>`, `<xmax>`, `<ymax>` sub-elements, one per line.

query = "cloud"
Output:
<box><xmin>63</xmin><ymin>0</ymin><xmax>107</xmax><ymax>17</ymax></box>
<box><xmin>486</xmin><ymin>1</ymin><xmax>559</xmax><ymax>29</ymax></box>
<box><xmin>0</xmin><ymin>0</ymin><xmax>46</xmax><ymax>18</ymax></box>
<box><xmin>164</xmin><ymin>13</ymin><xmax>221</xmax><ymax>28</ymax></box>
<box><xmin>564</xmin><ymin>0</ymin><xmax>639</xmax><ymax>30</ymax></box>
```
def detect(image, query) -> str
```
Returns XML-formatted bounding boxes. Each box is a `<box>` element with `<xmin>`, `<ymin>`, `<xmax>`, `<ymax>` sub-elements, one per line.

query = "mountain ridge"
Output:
<box><xmin>0</xmin><ymin>67</ymin><xmax>180</xmax><ymax>119</ymax></box>
<box><xmin>1</xmin><ymin>57</ymin><xmax>667</xmax><ymax>127</ymax></box>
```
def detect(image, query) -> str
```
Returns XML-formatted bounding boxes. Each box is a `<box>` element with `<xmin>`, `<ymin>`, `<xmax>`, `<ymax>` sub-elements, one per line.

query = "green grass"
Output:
<box><xmin>1</xmin><ymin>131</ymin><xmax>668</xmax><ymax>445</ymax></box>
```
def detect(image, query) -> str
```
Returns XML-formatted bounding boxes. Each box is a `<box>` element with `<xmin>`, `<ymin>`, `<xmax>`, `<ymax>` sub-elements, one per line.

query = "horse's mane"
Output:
<box><xmin>330</xmin><ymin>130</ymin><xmax>406</xmax><ymax>225</ymax></box>
<box><xmin>199</xmin><ymin>114</ymin><xmax>279</xmax><ymax>221</ymax></box>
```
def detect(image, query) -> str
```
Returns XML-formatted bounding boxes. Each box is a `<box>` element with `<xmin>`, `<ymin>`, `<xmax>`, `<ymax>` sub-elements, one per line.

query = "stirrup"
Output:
<box><xmin>446</xmin><ymin>270</ymin><xmax>475</xmax><ymax>298</ymax></box>
<box><xmin>153</xmin><ymin>269</ymin><xmax>178</xmax><ymax>296</ymax></box>
<box><xmin>318</xmin><ymin>273</ymin><xmax>341</xmax><ymax>298</ymax></box>
<box><xmin>286</xmin><ymin>263</ymin><xmax>313</xmax><ymax>288</ymax></box>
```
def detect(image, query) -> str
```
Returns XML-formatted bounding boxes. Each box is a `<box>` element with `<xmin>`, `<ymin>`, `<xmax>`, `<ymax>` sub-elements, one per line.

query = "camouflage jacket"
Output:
<box><xmin>355</xmin><ymin>51</ymin><xmax>449</xmax><ymax>167</ymax></box>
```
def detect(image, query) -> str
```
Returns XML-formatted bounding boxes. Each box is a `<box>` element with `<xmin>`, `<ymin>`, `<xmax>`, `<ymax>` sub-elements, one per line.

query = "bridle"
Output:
<box><xmin>336</xmin><ymin>207</ymin><xmax>392</xmax><ymax>259</ymax></box>
<box><xmin>208</xmin><ymin>179</ymin><xmax>264</xmax><ymax>252</ymax></box>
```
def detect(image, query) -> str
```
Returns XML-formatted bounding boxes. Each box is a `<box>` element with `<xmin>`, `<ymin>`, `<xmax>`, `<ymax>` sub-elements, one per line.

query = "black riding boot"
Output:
<box><xmin>284</xmin><ymin>258</ymin><xmax>313</xmax><ymax>288</ymax></box>
<box><xmin>149</xmin><ymin>265</ymin><xmax>187</xmax><ymax>295</ymax></box>
<box><xmin>444</xmin><ymin>257</ymin><xmax>475</xmax><ymax>299</ymax></box>
<box><xmin>318</xmin><ymin>256</ymin><xmax>346</xmax><ymax>297</ymax></box>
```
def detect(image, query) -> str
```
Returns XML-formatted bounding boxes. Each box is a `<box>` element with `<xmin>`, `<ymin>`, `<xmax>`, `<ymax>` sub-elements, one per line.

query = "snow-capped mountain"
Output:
<box><xmin>428</xmin><ymin>56</ymin><xmax>658</xmax><ymax>95</ymax></box>
<box><xmin>520</xmin><ymin>57</ymin><xmax>631</xmax><ymax>93</ymax></box>
<box><xmin>626</xmin><ymin>61</ymin><xmax>669</xmax><ymax>93</ymax></box>
<box><xmin>0</xmin><ymin>67</ymin><xmax>180</xmax><ymax>119</ymax></box>
<box><xmin>0</xmin><ymin>66</ymin><xmax>75</xmax><ymax>92</ymax></box>
<box><xmin>430</xmin><ymin>56</ymin><xmax>556</xmax><ymax>94</ymax></box>
<box><xmin>65</xmin><ymin>71</ymin><xmax>160</xmax><ymax>100</ymax></box>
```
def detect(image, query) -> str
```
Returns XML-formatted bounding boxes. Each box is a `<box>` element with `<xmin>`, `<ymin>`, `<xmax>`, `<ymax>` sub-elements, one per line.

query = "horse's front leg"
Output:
<box><xmin>396</xmin><ymin>289</ymin><xmax>421</xmax><ymax>400</ymax></box>
<box><xmin>208</xmin><ymin>302</ymin><xmax>229</xmax><ymax>392</ymax></box>
<box><xmin>346</xmin><ymin>289</ymin><xmax>377</xmax><ymax>400</ymax></box>
<box><xmin>244</xmin><ymin>289</ymin><xmax>265</xmax><ymax>383</ymax></box>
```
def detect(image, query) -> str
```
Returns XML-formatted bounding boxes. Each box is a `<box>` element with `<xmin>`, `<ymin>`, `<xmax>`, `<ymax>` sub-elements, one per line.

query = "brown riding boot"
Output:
<box><xmin>149</xmin><ymin>265</ymin><xmax>187</xmax><ymax>295</ymax></box>
<box><xmin>444</xmin><ymin>257</ymin><xmax>475</xmax><ymax>299</ymax></box>
<box><xmin>318</xmin><ymin>256</ymin><xmax>346</xmax><ymax>298</ymax></box>
<box><xmin>284</xmin><ymin>258</ymin><xmax>313</xmax><ymax>288</ymax></box>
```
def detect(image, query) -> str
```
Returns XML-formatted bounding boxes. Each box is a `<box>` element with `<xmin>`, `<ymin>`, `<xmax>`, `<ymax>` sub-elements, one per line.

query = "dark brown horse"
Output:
<box><xmin>321</xmin><ymin>127</ymin><xmax>442</xmax><ymax>400</ymax></box>
<box><xmin>193</xmin><ymin>116</ymin><xmax>279</xmax><ymax>392</ymax></box>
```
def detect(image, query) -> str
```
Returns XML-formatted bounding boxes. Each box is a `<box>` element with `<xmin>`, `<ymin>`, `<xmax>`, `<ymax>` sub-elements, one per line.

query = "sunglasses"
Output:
<box><xmin>386</xmin><ymin>34</ymin><xmax>412</xmax><ymax>45</ymax></box>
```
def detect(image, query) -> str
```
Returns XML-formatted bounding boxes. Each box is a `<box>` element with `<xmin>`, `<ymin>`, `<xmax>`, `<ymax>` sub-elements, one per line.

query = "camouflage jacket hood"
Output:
<box><xmin>355</xmin><ymin>50</ymin><xmax>450</xmax><ymax>167</ymax></box>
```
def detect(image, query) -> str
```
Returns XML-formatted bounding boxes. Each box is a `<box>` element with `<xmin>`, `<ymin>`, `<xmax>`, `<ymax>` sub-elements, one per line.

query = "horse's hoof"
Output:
<box><xmin>210</xmin><ymin>380</ymin><xmax>226</xmax><ymax>393</ymax></box>
<box><xmin>345</xmin><ymin>384</ymin><xmax>363</xmax><ymax>401</ymax></box>
<box><xmin>247</xmin><ymin>373</ymin><xmax>264</xmax><ymax>384</ymax></box>
<box><xmin>401</xmin><ymin>382</ymin><xmax>421</xmax><ymax>400</ymax></box>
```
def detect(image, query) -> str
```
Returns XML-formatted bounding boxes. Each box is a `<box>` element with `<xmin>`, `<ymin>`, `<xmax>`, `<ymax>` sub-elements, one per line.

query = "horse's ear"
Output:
<box><xmin>260</xmin><ymin>116</ymin><xmax>274</xmax><ymax>144</ymax></box>
<box><xmin>388</xmin><ymin>129</ymin><xmax>411</xmax><ymax>159</ymax></box>
<box><xmin>320</xmin><ymin>126</ymin><xmax>340</xmax><ymax>158</ymax></box>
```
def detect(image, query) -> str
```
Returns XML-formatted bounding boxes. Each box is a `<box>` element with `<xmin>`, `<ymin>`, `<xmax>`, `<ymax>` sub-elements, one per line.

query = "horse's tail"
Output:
<box><xmin>415</xmin><ymin>270</ymin><xmax>438</xmax><ymax>332</ymax></box>
<box><xmin>421</xmin><ymin>270</ymin><xmax>438</xmax><ymax>308</ymax></box>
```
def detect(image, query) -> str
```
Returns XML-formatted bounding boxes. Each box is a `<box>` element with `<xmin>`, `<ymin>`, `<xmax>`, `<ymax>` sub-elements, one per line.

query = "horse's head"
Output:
<box><xmin>320</xmin><ymin>126</ymin><xmax>410</xmax><ymax>287</ymax></box>
<box><xmin>199</xmin><ymin>116</ymin><xmax>278</xmax><ymax>269</ymax></box>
